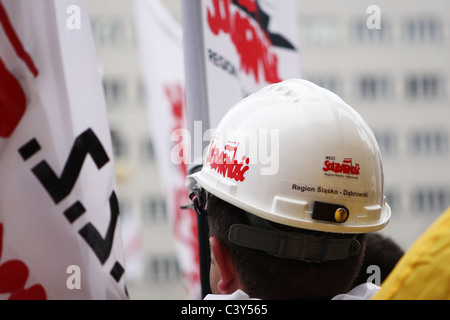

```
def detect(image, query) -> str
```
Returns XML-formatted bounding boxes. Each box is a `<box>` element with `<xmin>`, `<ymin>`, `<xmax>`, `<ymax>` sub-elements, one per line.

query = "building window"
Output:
<box><xmin>409</xmin><ymin>130</ymin><xmax>448</xmax><ymax>156</ymax></box>
<box><xmin>103</xmin><ymin>78</ymin><xmax>127</xmax><ymax>106</ymax></box>
<box><xmin>404</xmin><ymin>17</ymin><xmax>442</xmax><ymax>43</ymax></box>
<box><xmin>374</xmin><ymin>131</ymin><xmax>397</xmax><ymax>157</ymax></box>
<box><xmin>110</xmin><ymin>129</ymin><xmax>126</xmax><ymax>158</ymax></box>
<box><xmin>384</xmin><ymin>188</ymin><xmax>401</xmax><ymax>213</ymax></box>
<box><xmin>137</xmin><ymin>78</ymin><xmax>148</xmax><ymax>106</ymax></box>
<box><xmin>412</xmin><ymin>187</ymin><xmax>450</xmax><ymax>215</ymax></box>
<box><xmin>299</xmin><ymin>18</ymin><xmax>339</xmax><ymax>47</ymax></box>
<box><xmin>141</xmin><ymin>138</ymin><xmax>155</xmax><ymax>162</ymax></box>
<box><xmin>91</xmin><ymin>17</ymin><xmax>126</xmax><ymax>46</ymax></box>
<box><xmin>306</xmin><ymin>75</ymin><xmax>341</xmax><ymax>96</ymax></box>
<box><xmin>118</xmin><ymin>197</ymin><xmax>131</xmax><ymax>216</ymax></box>
<box><xmin>357</xmin><ymin>76</ymin><xmax>391</xmax><ymax>100</ymax></box>
<box><xmin>142</xmin><ymin>197</ymin><xmax>167</xmax><ymax>223</ymax></box>
<box><xmin>405</xmin><ymin>74</ymin><xmax>444</xmax><ymax>100</ymax></box>
<box><xmin>353</xmin><ymin>19</ymin><xmax>389</xmax><ymax>44</ymax></box>
<box><xmin>146</xmin><ymin>255</ymin><xmax>181</xmax><ymax>283</ymax></box>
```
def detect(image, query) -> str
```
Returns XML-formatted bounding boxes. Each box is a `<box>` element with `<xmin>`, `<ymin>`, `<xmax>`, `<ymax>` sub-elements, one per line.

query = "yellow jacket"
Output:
<box><xmin>373</xmin><ymin>207</ymin><xmax>450</xmax><ymax>300</ymax></box>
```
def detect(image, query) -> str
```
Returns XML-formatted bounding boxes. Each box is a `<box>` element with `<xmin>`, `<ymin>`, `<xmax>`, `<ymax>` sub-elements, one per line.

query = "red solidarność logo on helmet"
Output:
<box><xmin>206</xmin><ymin>141</ymin><xmax>250</xmax><ymax>182</ymax></box>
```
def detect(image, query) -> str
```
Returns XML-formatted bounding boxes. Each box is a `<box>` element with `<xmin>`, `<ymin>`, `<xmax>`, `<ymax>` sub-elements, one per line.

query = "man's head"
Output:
<box><xmin>189</xmin><ymin>79</ymin><xmax>391</xmax><ymax>298</ymax></box>
<box><xmin>206</xmin><ymin>194</ymin><xmax>367</xmax><ymax>299</ymax></box>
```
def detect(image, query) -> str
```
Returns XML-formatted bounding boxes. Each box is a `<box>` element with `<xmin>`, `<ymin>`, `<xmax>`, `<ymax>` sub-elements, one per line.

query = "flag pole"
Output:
<box><xmin>181</xmin><ymin>1</ymin><xmax>212</xmax><ymax>298</ymax></box>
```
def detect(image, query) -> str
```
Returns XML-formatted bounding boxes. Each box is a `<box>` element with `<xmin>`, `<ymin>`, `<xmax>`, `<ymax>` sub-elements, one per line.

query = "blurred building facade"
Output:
<box><xmin>86</xmin><ymin>0</ymin><xmax>185</xmax><ymax>299</ymax></box>
<box><xmin>86</xmin><ymin>0</ymin><xmax>450</xmax><ymax>299</ymax></box>
<box><xmin>296</xmin><ymin>0</ymin><xmax>450</xmax><ymax>250</ymax></box>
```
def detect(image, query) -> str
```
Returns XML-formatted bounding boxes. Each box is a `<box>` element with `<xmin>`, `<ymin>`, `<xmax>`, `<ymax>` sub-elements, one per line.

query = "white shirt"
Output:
<box><xmin>204</xmin><ymin>283</ymin><xmax>380</xmax><ymax>300</ymax></box>
<box><xmin>204</xmin><ymin>289</ymin><xmax>259</xmax><ymax>300</ymax></box>
<box><xmin>332</xmin><ymin>283</ymin><xmax>380</xmax><ymax>300</ymax></box>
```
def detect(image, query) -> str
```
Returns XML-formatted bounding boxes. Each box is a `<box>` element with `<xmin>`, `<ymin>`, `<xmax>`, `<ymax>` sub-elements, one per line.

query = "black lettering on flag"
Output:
<box><xmin>18</xmin><ymin>129</ymin><xmax>125</xmax><ymax>284</ymax></box>
<box><xmin>18</xmin><ymin>138</ymin><xmax>41</xmax><ymax>160</ymax></box>
<box><xmin>232</xmin><ymin>0</ymin><xmax>296</xmax><ymax>50</ymax></box>
<box><xmin>78</xmin><ymin>191</ymin><xmax>119</xmax><ymax>265</ymax></box>
<box><xmin>30</xmin><ymin>128</ymin><xmax>110</xmax><ymax>204</ymax></box>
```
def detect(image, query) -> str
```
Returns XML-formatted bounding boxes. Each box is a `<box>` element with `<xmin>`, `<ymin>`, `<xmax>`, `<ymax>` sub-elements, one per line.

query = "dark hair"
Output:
<box><xmin>352</xmin><ymin>233</ymin><xmax>404</xmax><ymax>288</ymax></box>
<box><xmin>207</xmin><ymin>194</ymin><xmax>366</xmax><ymax>299</ymax></box>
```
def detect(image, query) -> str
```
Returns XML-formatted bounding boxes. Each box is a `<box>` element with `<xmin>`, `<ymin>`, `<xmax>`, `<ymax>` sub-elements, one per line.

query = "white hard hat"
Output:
<box><xmin>191</xmin><ymin>79</ymin><xmax>391</xmax><ymax>234</ymax></box>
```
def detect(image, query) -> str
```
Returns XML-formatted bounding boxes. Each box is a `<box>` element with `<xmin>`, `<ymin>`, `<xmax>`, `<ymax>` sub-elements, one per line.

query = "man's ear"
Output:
<box><xmin>210</xmin><ymin>236</ymin><xmax>239</xmax><ymax>294</ymax></box>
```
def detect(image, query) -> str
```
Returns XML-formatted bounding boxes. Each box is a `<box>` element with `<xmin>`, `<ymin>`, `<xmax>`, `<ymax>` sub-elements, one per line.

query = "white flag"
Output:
<box><xmin>182</xmin><ymin>0</ymin><xmax>301</xmax><ymax>166</ymax></box>
<box><xmin>0</xmin><ymin>0</ymin><xmax>127</xmax><ymax>299</ymax></box>
<box><xmin>181</xmin><ymin>0</ymin><xmax>301</xmax><ymax>297</ymax></box>
<box><xmin>134</xmin><ymin>0</ymin><xmax>201</xmax><ymax>299</ymax></box>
